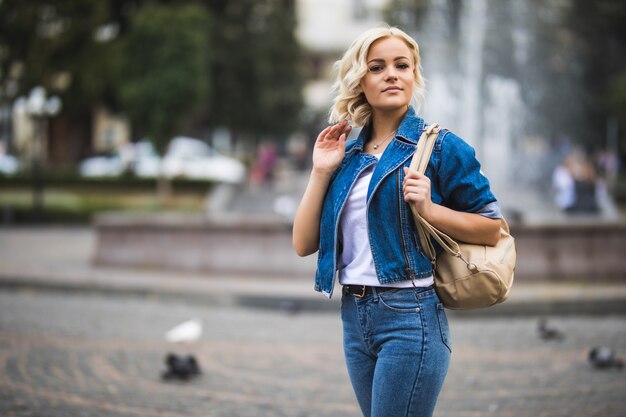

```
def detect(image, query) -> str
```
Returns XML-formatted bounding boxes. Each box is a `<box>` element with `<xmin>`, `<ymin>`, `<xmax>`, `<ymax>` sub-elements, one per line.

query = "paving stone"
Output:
<box><xmin>0</xmin><ymin>291</ymin><xmax>624</xmax><ymax>416</ymax></box>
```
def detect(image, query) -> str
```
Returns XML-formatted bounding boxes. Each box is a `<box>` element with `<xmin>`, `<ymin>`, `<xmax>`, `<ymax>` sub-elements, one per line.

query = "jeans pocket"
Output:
<box><xmin>378</xmin><ymin>290</ymin><xmax>422</xmax><ymax>313</ymax></box>
<box><xmin>436</xmin><ymin>303</ymin><xmax>452</xmax><ymax>353</ymax></box>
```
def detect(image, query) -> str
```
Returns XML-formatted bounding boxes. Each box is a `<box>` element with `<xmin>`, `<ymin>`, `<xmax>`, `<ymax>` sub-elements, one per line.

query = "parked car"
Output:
<box><xmin>135</xmin><ymin>136</ymin><xmax>246</xmax><ymax>184</ymax></box>
<box><xmin>0</xmin><ymin>154</ymin><xmax>19</xmax><ymax>175</ymax></box>
<box><xmin>78</xmin><ymin>153</ymin><xmax>125</xmax><ymax>177</ymax></box>
<box><xmin>130</xmin><ymin>140</ymin><xmax>161</xmax><ymax>178</ymax></box>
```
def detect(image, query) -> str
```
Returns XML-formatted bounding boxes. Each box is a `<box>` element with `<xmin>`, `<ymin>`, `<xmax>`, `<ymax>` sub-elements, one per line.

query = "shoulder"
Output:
<box><xmin>435</xmin><ymin>129</ymin><xmax>477</xmax><ymax>157</ymax></box>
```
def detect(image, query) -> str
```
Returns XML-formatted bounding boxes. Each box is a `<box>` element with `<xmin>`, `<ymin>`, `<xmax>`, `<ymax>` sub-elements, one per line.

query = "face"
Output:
<box><xmin>360</xmin><ymin>36</ymin><xmax>415</xmax><ymax>113</ymax></box>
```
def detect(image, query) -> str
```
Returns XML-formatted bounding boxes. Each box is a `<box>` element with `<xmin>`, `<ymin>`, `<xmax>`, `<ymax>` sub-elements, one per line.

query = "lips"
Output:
<box><xmin>383</xmin><ymin>86</ymin><xmax>402</xmax><ymax>92</ymax></box>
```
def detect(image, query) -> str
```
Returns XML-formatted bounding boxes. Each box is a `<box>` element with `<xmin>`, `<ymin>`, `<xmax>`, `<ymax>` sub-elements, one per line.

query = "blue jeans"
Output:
<box><xmin>340</xmin><ymin>285</ymin><xmax>451</xmax><ymax>417</ymax></box>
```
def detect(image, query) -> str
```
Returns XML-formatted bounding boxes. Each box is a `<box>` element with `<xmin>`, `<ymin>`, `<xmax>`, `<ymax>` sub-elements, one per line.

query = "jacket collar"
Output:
<box><xmin>353</xmin><ymin>106</ymin><xmax>425</xmax><ymax>149</ymax></box>
<box><xmin>395</xmin><ymin>106</ymin><xmax>425</xmax><ymax>144</ymax></box>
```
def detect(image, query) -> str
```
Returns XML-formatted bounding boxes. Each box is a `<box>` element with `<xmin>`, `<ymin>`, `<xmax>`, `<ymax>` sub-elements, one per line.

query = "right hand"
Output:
<box><xmin>312</xmin><ymin>120</ymin><xmax>352</xmax><ymax>175</ymax></box>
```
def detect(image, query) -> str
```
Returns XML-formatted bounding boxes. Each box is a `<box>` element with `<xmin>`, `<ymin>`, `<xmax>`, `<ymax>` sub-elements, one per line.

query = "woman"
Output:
<box><xmin>292</xmin><ymin>26</ymin><xmax>502</xmax><ymax>417</ymax></box>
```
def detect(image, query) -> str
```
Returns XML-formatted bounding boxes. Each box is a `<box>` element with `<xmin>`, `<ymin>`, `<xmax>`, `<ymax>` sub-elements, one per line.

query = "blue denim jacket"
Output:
<box><xmin>314</xmin><ymin>107</ymin><xmax>498</xmax><ymax>298</ymax></box>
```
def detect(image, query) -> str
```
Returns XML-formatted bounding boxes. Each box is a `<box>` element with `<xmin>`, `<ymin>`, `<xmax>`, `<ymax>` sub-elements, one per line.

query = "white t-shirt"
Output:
<box><xmin>338</xmin><ymin>154</ymin><xmax>434</xmax><ymax>288</ymax></box>
<box><xmin>552</xmin><ymin>165</ymin><xmax>575</xmax><ymax>209</ymax></box>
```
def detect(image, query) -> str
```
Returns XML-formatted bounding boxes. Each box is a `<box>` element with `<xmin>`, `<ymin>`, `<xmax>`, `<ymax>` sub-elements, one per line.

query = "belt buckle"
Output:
<box><xmin>354</xmin><ymin>285</ymin><xmax>366</xmax><ymax>298</ymax></box>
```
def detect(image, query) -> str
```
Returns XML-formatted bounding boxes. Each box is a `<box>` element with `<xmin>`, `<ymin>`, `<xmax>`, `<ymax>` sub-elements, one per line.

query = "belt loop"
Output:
<box><xmin>372</xmin><ymin>286</ymin><xmax>379</xmax><ymax>302</ymax></box>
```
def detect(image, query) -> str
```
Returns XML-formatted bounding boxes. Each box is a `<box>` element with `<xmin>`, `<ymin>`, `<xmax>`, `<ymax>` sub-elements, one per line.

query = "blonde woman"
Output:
<box><xmin>293</xmin><ymin>26</ymin><xmax>501</xmax><ymax>417</ymax></box>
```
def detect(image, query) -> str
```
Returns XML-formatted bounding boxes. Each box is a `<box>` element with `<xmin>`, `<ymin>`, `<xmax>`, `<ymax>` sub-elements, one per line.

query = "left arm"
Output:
<box><xmin>402</xmin><ymin>167</ymin><xmax>500</xmax><ymax>246</ymax></box>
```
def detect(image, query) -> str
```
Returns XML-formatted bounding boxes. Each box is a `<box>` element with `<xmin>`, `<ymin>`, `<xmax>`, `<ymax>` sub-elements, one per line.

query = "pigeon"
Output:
<box><xmin>588</xmin><ymin>346</ymin><xmax>624</xmax><ymax>370</ymax></box>
<box><xmin>537</xmin><ymin>318</ymin><xmax>564</xmax><ymax>341</ymax></box>
<box><xmin>165</xmin><ymin>319</ymin><xmax>203</xmax><ymax>344</ymax></box>
<box><xmin>161</xmin><ymin>353</ymin><xmax>201</xmax><ymax>381</ymax></box>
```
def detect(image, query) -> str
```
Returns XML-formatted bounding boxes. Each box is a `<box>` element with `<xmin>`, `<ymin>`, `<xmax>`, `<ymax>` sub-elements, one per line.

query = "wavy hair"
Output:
<box><xmin>328</xmin><ymin>26</ymin><xmax>425</xmax><ymax>127</ymax></box>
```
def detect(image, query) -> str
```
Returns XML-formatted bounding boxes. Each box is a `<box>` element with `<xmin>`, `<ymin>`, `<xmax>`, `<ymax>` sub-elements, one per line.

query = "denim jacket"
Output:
<box><xmin>314</xmin><ymin>107</ymin><xmax>498</xmax><ymax>298</ymax></box>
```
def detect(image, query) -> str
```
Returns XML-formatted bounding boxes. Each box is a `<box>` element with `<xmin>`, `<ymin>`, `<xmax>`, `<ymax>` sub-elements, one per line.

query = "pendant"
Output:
<box><xmin>373</xmin><ymin>144</ymin><xmax>379</xmax><ymax>149</ymax></box>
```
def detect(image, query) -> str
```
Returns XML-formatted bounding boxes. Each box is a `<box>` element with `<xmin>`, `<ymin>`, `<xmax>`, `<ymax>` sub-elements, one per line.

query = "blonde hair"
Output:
<box><xmin>328</xmin><ymin>26</ymin><xmax>425</xmax><ymax>127</ymax></box>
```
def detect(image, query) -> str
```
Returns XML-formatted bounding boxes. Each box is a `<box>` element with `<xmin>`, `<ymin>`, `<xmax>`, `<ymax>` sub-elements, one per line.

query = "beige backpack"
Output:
<box><xmin>409</xmin><ymin>123</ymin><xmax>516</xmax><ymax>309</ymax></box>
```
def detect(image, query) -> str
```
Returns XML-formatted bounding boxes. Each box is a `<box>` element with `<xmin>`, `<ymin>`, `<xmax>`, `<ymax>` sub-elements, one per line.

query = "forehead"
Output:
<box><xmin>367</xmin><ymin>36</ymin><xmax>412</xmax><ymax>59</ymax></box>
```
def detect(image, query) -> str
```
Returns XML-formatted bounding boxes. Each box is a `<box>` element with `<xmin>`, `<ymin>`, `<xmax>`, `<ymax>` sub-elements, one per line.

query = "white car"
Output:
<box><xmin>131</xmin><ymin>140</ymin><xmax>161</xmax><ymax>178</ymax></box>
<box><xmin>135</xmin><ymin>137</ymin><xmax>246</xmax><ymax>184</ymax></box>
<box><xmin>79</xmin><ymin>153</ymin><xmax>125</xmax><ymax>177</ymax></box>
<box><xmin>0</xmin><ymin>154</ymin><xmax>19</xmax><ymax>175</ymax></box>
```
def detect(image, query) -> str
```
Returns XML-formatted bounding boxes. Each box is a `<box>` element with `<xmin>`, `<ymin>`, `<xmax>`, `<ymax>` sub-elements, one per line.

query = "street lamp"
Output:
<box><xmin>21</xmin><ymin>87</ymin><xmax>62</xmax><ymax>222</ymax></box>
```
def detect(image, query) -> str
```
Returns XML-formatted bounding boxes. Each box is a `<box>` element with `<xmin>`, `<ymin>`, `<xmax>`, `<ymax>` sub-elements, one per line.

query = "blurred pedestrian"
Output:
<box><xmin>292</xmin><ymin>26</ymin><xmax>502</xmax><ymax>417</ymax></box>
<box><xmin>573</xmin><ymin>158</ymin><xmax>599</xmax><ymax>213</ymax></box>
<box><xmin>552</xmin><ymin>154</ymin><xmax>577</xmax><ymax>211</ymax></box>
<box><xmin>552</xmin><ymin>152</ymin><xmax>599</xmax><ymax>214</ymax></box>
<box><xmin>250</xmin><ymin>142</ymin><xmax>278</xmax><ymax>185</ymax></box>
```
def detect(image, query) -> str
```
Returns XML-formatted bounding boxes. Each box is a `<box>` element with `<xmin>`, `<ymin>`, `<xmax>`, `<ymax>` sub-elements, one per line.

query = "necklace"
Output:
<box><xmin>371</xmin><ymin>130</ymin><xmax>396</xmax><ymax>150</ymax></box>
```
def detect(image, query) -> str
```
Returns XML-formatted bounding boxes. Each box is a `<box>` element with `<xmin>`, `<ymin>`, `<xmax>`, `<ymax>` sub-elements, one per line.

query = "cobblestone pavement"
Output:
<box><xmin>1</xmin><ymin>290</ymin><xmax>625</xmax><ymax>417</ymax></box>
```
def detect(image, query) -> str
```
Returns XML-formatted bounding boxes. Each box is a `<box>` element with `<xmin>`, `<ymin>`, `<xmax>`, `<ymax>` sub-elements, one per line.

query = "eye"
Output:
<box><xmin>368</xmin><ymin>65</ymin><xmax>384</xmax><ymax>72</ymax></box>
<box><xmin>397</xmin><ymin>63</ymin><xmax>410</xmax><ymax>70</ymax></box>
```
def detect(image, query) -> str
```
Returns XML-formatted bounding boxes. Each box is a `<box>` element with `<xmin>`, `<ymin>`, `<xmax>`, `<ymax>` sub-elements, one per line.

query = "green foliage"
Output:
<box><xmin>0</xmin><ymin>175</ymin><xmax>211</xmax><ymax>224</ymax></box>
<box><xmin>0</xmin><ymin>0</ymin><xmax>116</xmax><ymax>114</ymax></box>
<box><xmin>116</xmin><ymin>3</ymin><xmax>211</xmax><ymax>154</ymax></box>
<box><xmin>610</xmin><ymin>72</ymin><xmax>626</xmax><ymax>153</ymax></box>
<box><xmin>206</xmin><ymin>0</ymin><xmax>303</xmax><ymax>139</ymax></box>
<box><xmin>565</xmin><ymin>0</ymin><xmax>626</xmax><ymax>145</ymax></box>
<box><xmin>0</xmin><ymin>0</ymin><xmax>304</xmax><ymax>157</ymax></box>
<box><xmin>250</xmin><ymin>0</ymin><xmax>303</xmax><ymax>136</ymax></box>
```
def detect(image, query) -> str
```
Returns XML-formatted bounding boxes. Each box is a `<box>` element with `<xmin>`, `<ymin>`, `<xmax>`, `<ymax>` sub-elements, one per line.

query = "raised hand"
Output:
<box><xmin>312</xmin><ymin>120</ymin><xmax>352</xmax><ymax>176</ymax></box>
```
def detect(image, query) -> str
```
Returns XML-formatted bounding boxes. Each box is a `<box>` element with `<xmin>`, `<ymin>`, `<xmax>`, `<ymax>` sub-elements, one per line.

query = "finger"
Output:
<box><xmin>328</xmin><ymin>122</ymin><xmax>346</xmax><ymax>139</ymax></box>
<box><xmin>402</xmin><ymin>178</ymin><xmax>425</xmax><ymax>190</ymax></box>
<box><xmin>403</xmin><ymin>185</ymin><xmax>425</xmax><ymax>195</ymax></box>
<box><xmin>408</xmin><ymin>171</ymin><xmax>430</xmax><ymax>184</ymax></box>
<box><xmin>404</xmin><ymin>191</ymin><xmax>421</xmax><ymax>202</ymax></box>
<box><xmin>404</xmin><ymin>184</ymin><xmax>430</xmax><ymax>200</ymax></box>
<box><xmin>335</xmin><ymin>121</ymin><xmax>350</xmax><ymax>138</ymax></box>
<box><xmin>404</xmin><ymin>191</ymin><xmax>427</xmax><ymax>203</ymax></box>
<box><xmin>403</xmin><ymin>168</ymin><xmax>421</xmax><ymax>180</ymax></box>
<box><xmin>318</xmin><ymin>126</ymin><xmax>333</xmax><ymax>141</ymax></box>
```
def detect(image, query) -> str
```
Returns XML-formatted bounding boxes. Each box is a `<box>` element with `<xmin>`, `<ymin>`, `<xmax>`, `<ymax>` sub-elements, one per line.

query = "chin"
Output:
<box><xmin>373</xmin><ymin>101</ymin><xmax>410</xmax><ymax>112</ymax></box>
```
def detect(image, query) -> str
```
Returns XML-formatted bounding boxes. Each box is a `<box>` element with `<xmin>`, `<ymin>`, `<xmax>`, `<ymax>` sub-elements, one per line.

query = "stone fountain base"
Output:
<box><xmin>93</xmin><ymin>212</ymin><xmax>626</xmax><ymax>282</ymax></box>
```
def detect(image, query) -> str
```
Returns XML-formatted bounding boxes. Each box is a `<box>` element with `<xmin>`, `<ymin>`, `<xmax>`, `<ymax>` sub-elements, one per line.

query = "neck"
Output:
<box><xmin>369</xmin><ymin>107</ymin><xmax>407</xmax><ymax>141</ymax></box>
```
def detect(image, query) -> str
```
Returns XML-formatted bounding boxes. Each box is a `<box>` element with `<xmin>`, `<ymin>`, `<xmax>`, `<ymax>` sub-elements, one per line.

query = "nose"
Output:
<box><xmin>385</xmin><ymin>66</ymin><xmax>398</xmax><ymax>81</ymax></box>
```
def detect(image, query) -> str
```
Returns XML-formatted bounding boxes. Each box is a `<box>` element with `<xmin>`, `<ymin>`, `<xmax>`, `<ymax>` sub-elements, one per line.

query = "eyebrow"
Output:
<box><xmin>367</xmin><ymin>56</ymin><xmax>410</xmax><ymax>64</ymax></box>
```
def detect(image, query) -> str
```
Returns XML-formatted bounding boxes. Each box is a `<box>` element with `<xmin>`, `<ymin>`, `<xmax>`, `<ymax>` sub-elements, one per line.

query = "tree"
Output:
<box><xmin>1</xmin><ymin>0</ymin><xmax>304</xmax><ymax>168</ymax></box>
<box><xmin>116</xmin><ymin>3</ymin><xmax>211</xmax><ymax>154</ymax></box>
<box><xmin>0</xmin><ymin>0</ymin><xmax>130</xmax><ymax>162</ymax></box>
<box><xmin>115</xmin><ymin>2</ymin><xmax>211</xmax><ymax>200</ymax></box>
<box><xmin>205</xmin><ymin>0</ymin><xmax>303</xmax><ymax>145</ymax></box>
<box><xmin>251</xmin><ymin>0</ymin><xmax>303</xmax><ymax>137</ymax></box>
<box><xmin>567</xmin><ymin>0</ymin><xmax>626</xmax><ymax>160</ymax></box>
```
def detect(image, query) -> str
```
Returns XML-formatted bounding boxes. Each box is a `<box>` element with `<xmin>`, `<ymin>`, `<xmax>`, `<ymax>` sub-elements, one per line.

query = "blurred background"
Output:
<box><xmin>0</xmin><ymin>0</ymin><xmax>625</xmax><ymax>221</ymax></box>
<box><xmin>1</xmin><ymin>1</ymin><xmax>625</xmax><ymax>416</ymax></box>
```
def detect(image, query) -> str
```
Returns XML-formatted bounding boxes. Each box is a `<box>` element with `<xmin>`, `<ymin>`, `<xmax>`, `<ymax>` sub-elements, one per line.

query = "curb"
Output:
<box><xmin>1</xmin><ymin>275</ymin><xmax>626</xmax><ymax>317</ymax></box>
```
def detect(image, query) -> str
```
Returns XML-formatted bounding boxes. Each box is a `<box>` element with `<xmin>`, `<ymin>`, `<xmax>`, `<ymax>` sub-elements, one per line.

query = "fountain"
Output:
<box><xmin>392</xmin><ymin>0</ymin><xmax>626</xmax><ymax>281</ymax></box>
<box><xmin>406</xmin><ymin>0</ymin><xmax>621</xmax><ymax>224</ymax></box>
